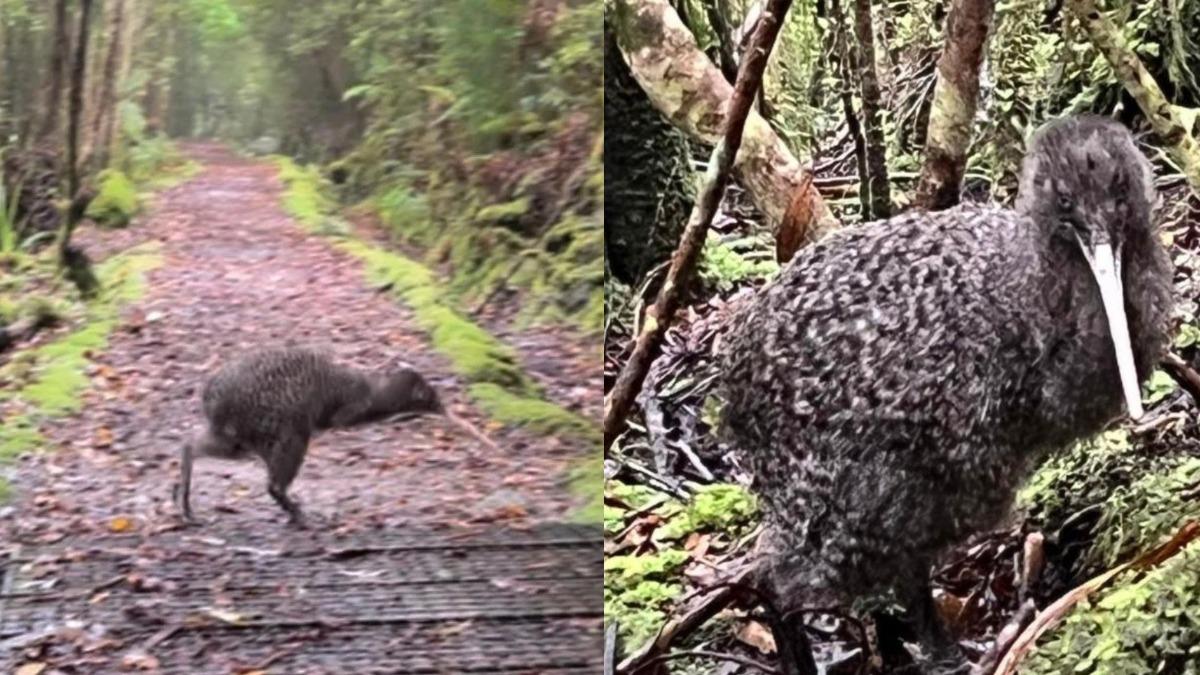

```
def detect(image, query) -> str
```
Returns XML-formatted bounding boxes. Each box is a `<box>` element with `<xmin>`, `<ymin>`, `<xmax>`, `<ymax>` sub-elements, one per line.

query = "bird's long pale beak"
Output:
<box><xmin>1077</xmin><ymin>237</ymin><xmax>1144</xmax><ymax>420</ymax></box>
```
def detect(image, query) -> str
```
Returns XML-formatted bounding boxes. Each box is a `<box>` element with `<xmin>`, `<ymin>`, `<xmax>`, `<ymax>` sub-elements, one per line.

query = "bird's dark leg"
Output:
<box><xmin>905</xmin><ymin>574</ymin><xmax>966</xmax><ymax>672</ymax></box>
<box><xmin>174</xmin><ymin>441</ymin><xmax>198</xmax><ymax>526</ymax></box>
<box><xmin>173</xmin><ymin>430</ymin><xmax>236</xmax><ymax>526</ymax></box>
<box><xmin>265</xmin><ymin>432</ymin><xmax>310</xmax><ymax>528</ymax></box>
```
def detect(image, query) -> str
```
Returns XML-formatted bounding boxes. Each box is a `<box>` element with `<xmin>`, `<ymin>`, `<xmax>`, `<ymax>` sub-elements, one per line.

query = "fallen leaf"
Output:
<box><xmin>121</xmin><ymin>649</ymin><xmax>161</xmax><ymax>670</ymax></box>
<box><xmin>109</xmin><ymin>516</ymin><xmax>134</xmax><ymax>532</ymax></box>
<box><xmin>430</xmin><ymin>620</ymin><xmax>472</xmax><ymax>640</ymax></box>
<box><xmin>203</xmin><ymin>607</ymin><xmax>246</xmax><ymax>625</ymax></box>
<box><xmin>734</xmin><ymin>620</ymin><xmax>776</xmax><ymax>655</ymax></box>
<box><xmin>95</xmin><ymin>426</ymin><xmax>114</xmax><ymax>448</ymax></box>
<box><xmin>15</xmin><ymin>663</ymin><xmax>47</xmax><ymax>675</ymax></box>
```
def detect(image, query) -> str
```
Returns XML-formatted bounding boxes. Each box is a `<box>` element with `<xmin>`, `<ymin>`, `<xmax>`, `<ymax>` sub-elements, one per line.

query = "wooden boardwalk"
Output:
<box><xmin>1</xmin><ymin>524</ymin><xmax>602</xmax><ymax>673</ymax></box>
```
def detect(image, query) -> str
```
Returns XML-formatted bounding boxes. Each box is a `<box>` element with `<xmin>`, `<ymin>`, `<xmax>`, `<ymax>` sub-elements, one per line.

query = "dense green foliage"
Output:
<box><xmin>142</xmin><ymin>0</ymin><xmax>604</xmax><ymax>332</ymax></box>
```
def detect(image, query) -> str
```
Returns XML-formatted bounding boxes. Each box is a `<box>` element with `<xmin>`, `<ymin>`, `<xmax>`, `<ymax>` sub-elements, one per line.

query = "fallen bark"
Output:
<box><xmin>609</xmin><ymin>0</ymin><xmax>838</xmax><ymax>257</ymax></box>
<box><xmin>603</xmin><ymin>0</ymin><xmax>793</xmax><ymax>453</ymax></box>
<box><xmin>1066</xmin><ymin>0</ymin><xmax>1200</xmax><ymax>196</ymax></box>
<box><xmin>914</xmin><ymin>0</ymin><xmax>995</xmax><ymax>210</ymax></box>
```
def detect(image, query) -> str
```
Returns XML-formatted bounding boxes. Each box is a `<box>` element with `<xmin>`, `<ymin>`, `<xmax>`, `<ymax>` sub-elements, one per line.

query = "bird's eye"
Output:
<box><xmin>1057</xmin><ymin>195</ymin><xmax>1073</xmax><ymax>212</ymax></box>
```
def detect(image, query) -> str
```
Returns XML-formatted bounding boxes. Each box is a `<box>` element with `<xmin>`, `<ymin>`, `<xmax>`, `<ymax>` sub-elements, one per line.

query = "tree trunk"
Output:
<box><xmin>36</xmin><ymin>0</ymin><xmax>70</xmax><ymax>147</ymax></box>
<box><xmin>57</xmin><ymin>0</ymin><xmax>94</xmax><ymax>261</ymax></box>
<box><xmin>86</xmin><ymin>0</ymin><xmax>126</xmax><ymax>170</ymax></box>
<box><xmin>829</xmin><ymin>0</ymin><xmax>870</xmax><ymax>218</ymax></box>
<box><xmin>603</xmin><ymin>16</ymin><xmax>695</xmax><ymax>285</ymax></box>
<box><xmin>853</xmin><ymin>0</ymin><xmax>891</xmax><ymax>219</ymax></box>
<box><xmin>914</xmin><ymin>0</ymin><xmax>994</xmax><ymax>210</ymax></box>
<box><xmin>704</xmin><ymin>0</ymin><xmax>740</xmax><ymax>83</ymax></box>
<box><xmin>1066</xmin><ymin>0</ymin><xmax>1200</xmax><ymax>196</ymax></box>
<box><xmin>610</xmin><ymin>0</ymin><xmax>838</xmax><ymax>255</ymax></box>
<box><xmin>605</xmin><ymin>0</ymin><xmax>792</xmax><ymax>452</ymax></box>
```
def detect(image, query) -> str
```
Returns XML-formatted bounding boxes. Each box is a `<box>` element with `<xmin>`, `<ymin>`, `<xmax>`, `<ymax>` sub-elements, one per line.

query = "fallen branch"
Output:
<box><xmin>992</xmin><ymin>520</ymin><xmax>1200</xmax><ymax>674</ymax></box>
<box><xmin>617</xmin><ymin>566</ymin><xmax>759</xmax><ymax>674</ymax></box>
<box><xmin>971</xmin><ymin>599</ymin><xmax>1036</xmax><ymax>675</ymax></box>
<box><xmin>1161</xmin><ymin>351</ymin><xmax>1200</xmax><ymax>406</ymax></box>
<box><xmin>603</xmin><ymin>0</ymin><xmax>794</xmax><ymax>451</ymax></box>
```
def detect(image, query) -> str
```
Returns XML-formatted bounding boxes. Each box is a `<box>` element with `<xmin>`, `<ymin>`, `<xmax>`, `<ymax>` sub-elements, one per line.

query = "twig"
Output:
<box><xmin>605</xmin><ymin>622</ymin><xmax>619</xmax><ymax>675</ymax></box>
<box><xmin>1161</xmin><ymin>351</ymin><xmax>1200</xmax><ymax>406</ymax></box>
<box><xmin>1019</xmin><ymin>531</ymin><xmax>1045</xmax><ymax>604</ymax></box>
<box><xmin>602</xmin><ymin>0</ymin><xmax>795</xmax><ymax>451</ymax></box>
<box><xmin>970</xmin><ymin>599</ymin><xmax>1036</xmax><ymax>675</ymax></box>
<box><xmin>617</xmin><ymin>566</ymin><xmax>759</xmax><ymax>674</ymax></box>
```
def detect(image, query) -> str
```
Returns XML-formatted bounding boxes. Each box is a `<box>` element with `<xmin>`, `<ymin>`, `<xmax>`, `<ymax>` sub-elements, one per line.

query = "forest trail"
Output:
<box><xmin>1</xmin><ymin>144</ymin><xmax>601</xmax><ymax>673</ymax></box>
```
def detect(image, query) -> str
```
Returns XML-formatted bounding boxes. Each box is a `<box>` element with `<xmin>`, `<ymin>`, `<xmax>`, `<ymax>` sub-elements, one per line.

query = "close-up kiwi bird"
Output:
<box><xmin>719</xmin><ymin>114</ymin><xmax>1174</xmax><ymax>666</ymax></box>
<box><xmin>173</xmin><ymin>345</ymin><xmax>498</xmax><ymax>528</ymax></box>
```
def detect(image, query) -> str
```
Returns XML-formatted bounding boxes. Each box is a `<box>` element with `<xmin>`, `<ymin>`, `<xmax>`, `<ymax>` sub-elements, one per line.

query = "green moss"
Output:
<box><xmin>1023</xmin><ymin>541</ymin><xmax>1200</xmax><ymax>674</ymax></box>
<box><xmin>1085</xmin><ymin>457</ymin><xmax>1200</xmax><ymax>572</ymax></box>
<box><xmin>475</xmin><ymin>197</ymin><xmax>530</xmax><ymax>223</ymax></box>
<box><xmin>568</xmin><ymin>453</ymin><xmax>603</xmax><ymax>524</ymax></box>
<box><xmin>0</xmin><ymin>414</ymin><xmax>43</xmax><ymax>459</ymax></box>
<box><xmin>0</xmin><ymin>242</ymin><xmax>161</xmax><ymax>503</ymax></box>
<box><xmin>275</xmin><ymin>157</ymin><xmax>348</xmax><ymax>234</ymax></box>
<box><xmin>468</xmin><ymin>383</ymin><xmax>595</xmax><ymax>437</ymax></box>
<box><xmin>657</xmin><ymin>483</ymin><xmax>758</xmax><ymax>541</ymax></box>
<box><xmin>86</xmin><ymin>169</ymin><xmax>140</xmax><ymax>227</ymax></box>
<box><xmin>0</xmin><ymin>295</ymin><xmax>18</xmax><ymax>323</ymax></box>
<box><xmin>338</xmin><ymin>240</ymin><xmax>531</xmax><ymax>390</ymax></box>
<box><xmin>605</xmin><ymin>549</ymin><xmax>690</xmax><ymax>648</ymax></box>
<box><xmin>140</xmin><ymin>160</ymin><xmax>202</xmax><ymax>191</ymax></box>
<box><xmin>1018</xmin><ymin>429</ymin><xmax>1199</xmax><ymax>579</ymax></box>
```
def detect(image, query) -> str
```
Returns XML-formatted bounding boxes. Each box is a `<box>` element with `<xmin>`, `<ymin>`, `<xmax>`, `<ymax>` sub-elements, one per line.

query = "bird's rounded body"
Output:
<box><xmin>720</xmin><ymin>193</ymin><xmax>1172</xmax><ymax>608</ymax></box>
<box><xmin>202</xmin><ymin>347</ymin><xmax>376</xmax><ymax>451</ymax></box>
<box><xmin>176</xmin><ymin>346</ymin><xmax>443</xmax><ymax>526</ymax></box>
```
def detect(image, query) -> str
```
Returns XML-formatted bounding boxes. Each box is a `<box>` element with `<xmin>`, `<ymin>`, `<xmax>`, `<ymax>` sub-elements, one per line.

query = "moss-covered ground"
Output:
<box><xmin>274</xmin><ymin>158</ymin><xmax>600</xmax><ymax>521</ymax></box>
<box><xmin>1016</xmin><ymin>426</ymin><xmax>1200</xmax><ymax>673</ymax></box>
<box><xmin>604</xmin><ymin>481</ymin><xmax>759</xmax><ymax>648</ymax></box>
<box><xmin>0</xmin><ymin>242</ymin><xmax>163</xmax><ymax>500</ymax></box>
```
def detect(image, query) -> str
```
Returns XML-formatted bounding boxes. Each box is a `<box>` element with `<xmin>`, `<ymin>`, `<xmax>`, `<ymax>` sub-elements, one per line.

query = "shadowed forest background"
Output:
<box><xmin>1</xmin><ymin>0</ymin><xmax>601</xmax><ymax>330</ymax></box>
<box><xmin>604</xmin><ymin>0</ymin><xmax>1200</xmax><ymax>673</ymax></box>
<box><xmin>0</xmin><ymin>1</ymin><xmax>604</xmax><ymax>671</ymax></box>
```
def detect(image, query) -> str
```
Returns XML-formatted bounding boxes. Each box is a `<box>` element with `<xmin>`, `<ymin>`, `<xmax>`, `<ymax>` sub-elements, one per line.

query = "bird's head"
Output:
<box><xmin>375</xmin><ymin>366</ymin><xmax>445</xmax><ymax>416</ymax></box>
<box><xmin>1016</xmin><ymin>114</ymin><xmax>1158</xmax><ymax>420</ymax></box>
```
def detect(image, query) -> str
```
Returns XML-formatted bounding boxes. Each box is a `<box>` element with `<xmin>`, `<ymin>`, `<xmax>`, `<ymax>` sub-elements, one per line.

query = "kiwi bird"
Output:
<box><xmin>174</xmin><ymin>346</ymin><xmax>444</xmax><ymax>528</ymax></box>
<box><xmin>719</xmin><ymin>115</ymin><xmax>1174</xmax><ymax>658</ymax></box>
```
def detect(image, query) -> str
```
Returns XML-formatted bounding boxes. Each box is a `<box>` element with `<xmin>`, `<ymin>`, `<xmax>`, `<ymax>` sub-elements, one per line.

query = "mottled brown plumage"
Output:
<box><xmin>719</xmin><ymin>115</ymin><xmax>1174</xmax><ymax>664</ymax></box>
<box><xmin>174</xmin><ymin>346</ymin><xmax>442</xmax><ymax>527</ymax></box>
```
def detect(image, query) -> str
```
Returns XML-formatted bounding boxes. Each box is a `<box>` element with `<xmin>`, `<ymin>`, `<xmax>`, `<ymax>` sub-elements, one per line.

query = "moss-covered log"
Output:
<box><xmin>609</xmin><ymin>0</ymin><xmax>838</xmax><ymax>253</ymax></box>
<box><xmin>914</xmin><ymin>0</ymin><xmax>995</xmax><ymax>210</ymax></box>
<box><xmin>1067</xmin><ymin>0</ymin><xmax>1200</xmax><ymax>197</ymax></box>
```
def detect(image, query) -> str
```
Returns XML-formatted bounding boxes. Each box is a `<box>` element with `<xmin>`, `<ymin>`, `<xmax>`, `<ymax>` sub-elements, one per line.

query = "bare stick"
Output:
<box><xmin>602</xmin><ymin>0</ymin><xmax>795</xmax><ymax>451</ymax></box>
<box><xmin>442</xmin><ymin>410</ymin><xmax>502</xmax><ymax>453</ymax></box>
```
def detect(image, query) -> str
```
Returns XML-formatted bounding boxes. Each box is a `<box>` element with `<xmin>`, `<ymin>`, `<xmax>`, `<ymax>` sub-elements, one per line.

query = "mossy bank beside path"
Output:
<box><xmin>1</xmin><ymin>142</ymin><xmax>597</xmax><ymax>547</ymax></box>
